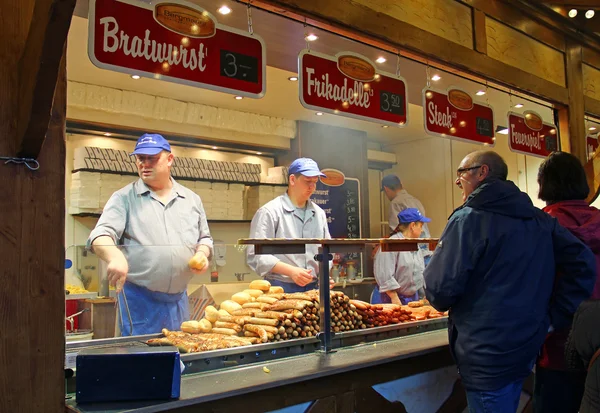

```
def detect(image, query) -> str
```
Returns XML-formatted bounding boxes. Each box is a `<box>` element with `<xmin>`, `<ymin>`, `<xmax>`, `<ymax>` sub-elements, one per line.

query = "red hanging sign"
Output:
<box><xmin>587</xmin><ymin>134</ymin><xmax>599</xmax><ymax>161</ymax></box>
<box><xmin>423</xmin><ymin>87</ymin><xmax>495</xmax><ymax>145</ymax></box>
<box><xmin>88</xmin><ymin>0</ymin><xmax>266</xmax><ymax>98</ymax></box>
<box><xmin>299</xmin><ymin>50</ymin><xmax>408</xmax><ymax>127</ymax></box>
<box><xmin>508</xmin><ymin>111</ymin><xmax>558</xmax><ymax>158</ymax></box>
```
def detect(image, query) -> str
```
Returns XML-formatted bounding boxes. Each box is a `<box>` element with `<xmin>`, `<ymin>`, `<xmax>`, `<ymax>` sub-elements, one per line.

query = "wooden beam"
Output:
<box><xmin>585</xmin><ymin>96</ymin><xmax>600</xmax><ymax>116</ymax></box>
<box><xmin>565</xmin><ymin>40</ymin><xmax>587</xmax><ymax>163</ymax></box>
<box><xmin>544</xmin><ymin>0</ymin><xmax>600</xmax><ymax>6</ymax></box>
<box><xmin>17</xmin><ymin>0</ymin><xmax>76</xmax><ymax>159</ymax></box>
<box><xmin>583</xmin><ymin>46</ymin><xmax>600</xmax><ymax>70</ymax></box>
<box><xmin>472</xmin><ymin>9</ymin><xmax>488</xmax><ymax>54</ymax></box>
<box><xmin>252</xmin><ymin>0</ymin><xmax>569</xmax><ymax>105</ymax></box>
<box><xmin>461</xmin><ymin>0</ymin><xmax>566</xmax><ymax>52</ymax></box>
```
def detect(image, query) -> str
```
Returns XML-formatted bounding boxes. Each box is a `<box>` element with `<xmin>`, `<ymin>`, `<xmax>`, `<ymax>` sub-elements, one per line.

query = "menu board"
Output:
<box><xmin>312</xmin><ymin>172</ymin><xmax>362</xmax><ymax>269</ymax></box>
<box><xmin>312</xmin><ymin>178</ymin><xmax>361</xmax><ymax>239</ymax></box>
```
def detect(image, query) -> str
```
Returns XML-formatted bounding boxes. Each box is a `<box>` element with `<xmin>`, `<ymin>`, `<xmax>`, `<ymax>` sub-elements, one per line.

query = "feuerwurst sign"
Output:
<box><xmin>299</xmin><ymin>50</ymin><xmax>408</xmax><ymax>127</ymax></box>
<box><xmin>423</xmin><ymin>87</ymin><xmax>495</xmax><ymax>145</ymax></box>
<box><xmin>88</xmin><ymin>0</ymin><xmax>266</xmax><ymax>98</ymax></box>
<box><xmin>508</xmin><ymin>111</ymin><xmax>558</xmax><ymax>158</ymax></box>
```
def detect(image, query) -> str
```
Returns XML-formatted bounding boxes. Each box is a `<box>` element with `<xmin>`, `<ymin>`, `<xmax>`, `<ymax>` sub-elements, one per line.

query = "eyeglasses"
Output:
<box><xmin>456</xmin><ymin>165</ymin><xmax>482</xmax><ymax>178</ymax></box>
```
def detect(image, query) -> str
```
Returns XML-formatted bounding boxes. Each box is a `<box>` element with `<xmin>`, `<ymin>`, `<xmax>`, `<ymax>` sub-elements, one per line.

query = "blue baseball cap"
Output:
<box><xmin>288</xmin><ymin>158</ymin><xmax>326</xmax><ymax>177</ymax></box>
<box><xmin>398</xmin><ymin>208</ymin><xmax>431</xmax><ymax>223</ymax></box>
<box><xmin>130</xmin><ymin>133</ymin><xmax>171</xmax><ymax>156</ymax></box>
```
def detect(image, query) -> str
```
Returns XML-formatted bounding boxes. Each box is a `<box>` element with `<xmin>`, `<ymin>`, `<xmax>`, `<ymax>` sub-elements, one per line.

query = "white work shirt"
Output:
<box><xmin>246</xmin><ymin>193</ymin><xmax>331</xmax><ymax>283</ymax></box>
<box><xmin>388</xmin><ymin>189</ymin><xmax>430</xmax><ymax>237</ymax></box>
<box><xmin>374</xmin><ymin>232</ymin><xmax>426</xmax><ymax>296</ymax></box>
<box><xmin>87</xmin><ymin>178</ymin><xmax>213</xmax><ymax>294</ymax></box>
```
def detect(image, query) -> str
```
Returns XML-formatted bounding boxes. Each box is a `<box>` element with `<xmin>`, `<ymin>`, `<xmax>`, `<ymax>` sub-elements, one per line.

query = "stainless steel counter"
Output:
<box><xmin>66</xmin><ymin>329</ymin><xmax>449</xmax><ymax>413</ymax></box>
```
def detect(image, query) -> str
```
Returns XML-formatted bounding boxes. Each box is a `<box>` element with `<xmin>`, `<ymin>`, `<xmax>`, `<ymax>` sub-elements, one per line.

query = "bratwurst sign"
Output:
<box><xmin>88</xmin><ymin>0</ymin><xmax>266</xmax><ymax>98</ymax></box>
<box><xmin>299</xmin><ymin>50</ymin><xmax>408</xmax><ymax>127</ymax></box>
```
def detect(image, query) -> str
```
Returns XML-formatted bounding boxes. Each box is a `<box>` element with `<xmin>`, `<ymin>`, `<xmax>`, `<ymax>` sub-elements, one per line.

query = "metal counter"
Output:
<box><xmin>66</xmin><ymin>319</ymin><xmax>450</xmax><ymax>412</ymax></box>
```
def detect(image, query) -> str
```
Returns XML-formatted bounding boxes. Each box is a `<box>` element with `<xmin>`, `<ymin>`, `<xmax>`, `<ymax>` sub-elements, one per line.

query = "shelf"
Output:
<box><xmin>71</xmin><ymin>168</ymin><xmax>265</xmax><ymax>186</ymax></box>
<box><xmin>71</xmin><ymin>212</ymin><xmax>251</xmax><ymax>223</ymax></box>
<box><xmin>65</xmin><ymin>292</ymin><xmax>98</xmax><ymax>301</ymax></box>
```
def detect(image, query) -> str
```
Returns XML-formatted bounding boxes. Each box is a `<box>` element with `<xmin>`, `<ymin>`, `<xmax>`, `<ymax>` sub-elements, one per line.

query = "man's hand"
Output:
<box><xmin>107</xmin><ymin>254</ymin><xmax>129</xmax><ymax>292</ymax></box>
<box><xmin>289</xmin><ymin>267</ymin><xmax>315</xmax><ymax>287</ymax></box>
<box><xmin>189</xmin><ymin>251</ymin><xmax>209</xmax><ymax>274</ymax></box>
<box><xmin>329</xmin><ymin>277</ymin><xmax>336</xmax><ymax>289</ymax></box>
<box><xmin>386</xmin><ymin>291</ymin><xmax>402</xmax><ymax>305</ymax></box>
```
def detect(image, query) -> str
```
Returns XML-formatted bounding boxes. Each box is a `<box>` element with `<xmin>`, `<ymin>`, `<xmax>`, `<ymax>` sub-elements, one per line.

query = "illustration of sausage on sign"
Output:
<box><xmin>423</xmin><ymin>87</ymin><xmax>495</xmax><ymax>145</ymax></box>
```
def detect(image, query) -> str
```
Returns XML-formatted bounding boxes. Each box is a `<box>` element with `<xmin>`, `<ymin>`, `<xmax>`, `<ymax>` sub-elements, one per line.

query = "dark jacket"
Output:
<box><xmin>565</xmin><ymin>300</ymin><xmax>600</xmax><ymax>413</ymax></box>
<box><xmin>539</xmin><ymin>200</ymin><xmax>600</xmax><ymax>370</ymax></box>
<box><xmin>424</xmin><ymin>180</ymin><xmax>596</xmax><ymax>391</ymax></box>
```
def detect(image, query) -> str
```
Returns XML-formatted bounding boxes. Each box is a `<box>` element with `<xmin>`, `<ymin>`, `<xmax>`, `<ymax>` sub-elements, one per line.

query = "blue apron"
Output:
<box><xmin>370</xmin><ymin>285</ymin><xmax>419</xmax><ymax>305</ymax></box>
<box><xmin>118</xmin><ymin>282</ymin><xmax>189</xmax><ymax>336</ymax></box>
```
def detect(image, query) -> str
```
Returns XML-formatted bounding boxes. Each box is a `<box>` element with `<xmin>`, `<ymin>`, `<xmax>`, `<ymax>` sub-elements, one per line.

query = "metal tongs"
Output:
<box><xmin>116</xmin><ymin>283</ymin><xmax>134</xmax><ymax>336</ymax></box>
<box><xmin>66</xmin><ymin>308</ymin><xmax>90</xmax><ymax>332</ymax></box>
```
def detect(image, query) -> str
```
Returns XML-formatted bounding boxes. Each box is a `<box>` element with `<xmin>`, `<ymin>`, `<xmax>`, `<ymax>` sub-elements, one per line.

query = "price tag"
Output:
<box><xmin>220</xmin><ymin>49</ymin><xmax>259</xmax><ymax>84</ymax></box>
<box><xmin>65</xmin><ymin>352</ymin><xmax>78</xmax><ymax>369</ymax></box>
<box><xmin>380</xmin><ymin>90</ymin><xmax>405</xmax><ymax>116</ymax></box>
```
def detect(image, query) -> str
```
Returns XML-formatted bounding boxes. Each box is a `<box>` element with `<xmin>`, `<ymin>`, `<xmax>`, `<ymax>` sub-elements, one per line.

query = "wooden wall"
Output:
<box><xmin>253</xmin><ymin>0</ymin><xmax>600</xmax><ymax>166</ymax></box>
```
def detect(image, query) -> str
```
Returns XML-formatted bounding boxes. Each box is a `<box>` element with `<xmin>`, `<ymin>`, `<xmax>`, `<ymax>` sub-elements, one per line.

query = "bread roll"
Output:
<box><xmin>249</xmin><ymin>280</ymin><xmax>271</xmax><ymax>292</ymax></box>
<box><xmin>231</xmin><ymin>292</ymin><xmax>252</xmax><ymax>305</ymax></box>
<box><xmin>220</xmin><ymin>300</ymin><xmax>242</xmax><ymax>314</ymax></box>
<box><xmin>180</xmin><ymin>319</ymin><xmax>212</xmax><ymax>334</ymax></box>
<box><xmin>218</xmin><ymin>309</ymin><xmax>230</xmax><ymax>318</ymax></box>
<box><xmin>243</xmin><ymin>289</ymin><xmax>264</xmax><ymax>298</ymax></box>
<box><xmin>204</xmin><ymin>305</ymin><xmax>219</xmax><ymax>323</ymax></box>
<box><xmin>268</xmin><ymin>286</ymin><xmax>284</xmax><ymax>294</ymax></box>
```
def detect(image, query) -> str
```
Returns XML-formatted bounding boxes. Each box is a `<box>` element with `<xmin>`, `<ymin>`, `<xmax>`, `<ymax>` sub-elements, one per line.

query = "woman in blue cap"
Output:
<box><xmin>372</xmin><ymin>208</ymin><xmax>431</xmax><ymax>305</ymax></box>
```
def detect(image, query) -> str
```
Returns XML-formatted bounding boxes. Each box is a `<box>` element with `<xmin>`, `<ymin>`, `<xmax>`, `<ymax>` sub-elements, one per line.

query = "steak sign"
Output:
<box><xmin>423</xmin><ymin>87</ymin><xmax>495</xmax><ymax>145</ymax></box>
<box><xmin>88</xmin><ymin>0</ymin><xmax>266</xmax><ymax>98</ymax></box>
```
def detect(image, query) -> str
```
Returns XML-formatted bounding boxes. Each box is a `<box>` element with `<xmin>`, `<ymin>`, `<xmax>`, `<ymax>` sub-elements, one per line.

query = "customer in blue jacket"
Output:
<box><xmin>424</xmin><ymin>150</ymin><xmax>596</xmax><ymax>413</ymax></box>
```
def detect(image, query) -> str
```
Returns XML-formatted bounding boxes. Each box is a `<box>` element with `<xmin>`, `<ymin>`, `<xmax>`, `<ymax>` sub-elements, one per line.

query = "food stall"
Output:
<box><xmin>65</xmin><ymin>237</ymin><xmax>457</xmax><ymax>413</ymax></box>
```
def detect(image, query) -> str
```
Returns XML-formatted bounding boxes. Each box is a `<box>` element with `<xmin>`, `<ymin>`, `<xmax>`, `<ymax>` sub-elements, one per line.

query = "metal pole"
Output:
<box><xmin>316</xmin><ymin>245</ymin><xmax>334</xmax><ymax>353</ymax></box>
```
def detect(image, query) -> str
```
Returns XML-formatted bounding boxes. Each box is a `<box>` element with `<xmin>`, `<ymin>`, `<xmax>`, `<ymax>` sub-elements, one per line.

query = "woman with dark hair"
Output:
<box><xmin>534</xmin><ymin>151</ymin><xmax>600</xmax><ymax>413</ymax></box>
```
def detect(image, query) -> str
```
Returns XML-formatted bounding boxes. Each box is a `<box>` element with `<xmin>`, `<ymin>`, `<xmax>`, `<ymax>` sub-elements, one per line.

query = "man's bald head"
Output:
<box><xmin>467</xmin><ymin>151</ymin><xmax>508</xmax><ymax>182</ymax></box>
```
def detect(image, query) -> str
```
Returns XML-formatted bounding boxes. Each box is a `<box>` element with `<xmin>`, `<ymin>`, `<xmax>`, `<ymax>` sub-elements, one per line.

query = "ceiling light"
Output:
<box><xmin>569</xmin><ymin>9</ymin><xmax>578</xmax><ymax>17</ymax></box>
<box><xmin>256</xmin><ymin>152</ymin><xmax>262</xmax><ymax>155</ymax></box>
<box><xmin>218</xmin><ymin>5</ymin><xmax>231</xmax><ymax>15</ymax></box>
<box><xmin>288</xmin><ymin>76</ymin><xmax>298</xmax><ymax>81</ymax></box>
<box><xmin>234</xmin><ymin>96</ymin><xmax>243</xmax><ymax>100</ymax></box>
<box><xmin>431</xmin><ymin>74</ymin><xmax>441</xmax><ymax>81</ymax></box>
<box><xmin>305</xmin><ymin>34</ymin><xmax>318</xmax><ymax>42</ymax></box>
<box><xmin>382</xmin><ymin>125</ymin><xmax>389</xmax><ymax>128</ymax></box>
<box><xmin>103</xmin><ymin>133</ymin><xmax>112</xmax><ymax>137</ymax></box>
<box><xmin>375</xmin><ymin>57</ymin><xmax>386</xmax><ymax>64</ymax></box>
<box><xmin>316</xmin><ymin>112</ymin><xmax>323</xmax><ymax>116</ymax></box>
<box><xmin>590</xmin><ymin>127</ymin><xmax>597</xmax><ymax>131</ymax></box>
<box><xmin>496</xmin><ymin>126</ymin><xmax>509</xmax><ymax>135</ymax></box>
<box><xmin>212</xmin><ymin>146</ymin><xmax>218</xmax><ymax>150</ymax></box>
<box><xmin>586</xmin><ymin>10</ymin><xmax>595</xmax><ymax>19</ymax></box>
<box><xmin>131</xmin><ymin>75</ymin><xmax>140</xmax><ymax>80</ymax></box>
<box><xmin>514</xmin><ymin>103</ymin><xmax>524</xmax><ymax>108</ymax></box>
<box><xmin>476</xmin><ymin>90</ymin><xmax>486</xmax><ymax>96</ymax></box>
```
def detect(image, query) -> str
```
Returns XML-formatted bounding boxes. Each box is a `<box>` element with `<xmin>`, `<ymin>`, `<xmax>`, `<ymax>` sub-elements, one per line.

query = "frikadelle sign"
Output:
<box><xmin>299</xmin><ymin>50</ymin><xmax>408</xmax><ymax>127</ymax></box>
<box><xmin>88</xmin><ymin>0</ymin><xmax>266</xmax><ymax>98</ymax></box>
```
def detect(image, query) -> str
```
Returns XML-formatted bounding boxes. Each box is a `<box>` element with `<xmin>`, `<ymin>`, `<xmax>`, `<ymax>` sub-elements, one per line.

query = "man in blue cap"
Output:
<box><xmin>88</xmin><ymin>133</ymin><xmax>213</xmax><ymax>335</ymax></box>
<box><xmin>247</xmin><ymin>158</ymin><xmax>333</xmax><ymax>292</ymax></box>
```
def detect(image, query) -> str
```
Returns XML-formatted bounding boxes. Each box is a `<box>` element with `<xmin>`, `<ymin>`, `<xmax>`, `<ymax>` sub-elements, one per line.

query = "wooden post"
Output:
<box><xmin>564</xmin><ymin>40</ymin><xmax>587</xmax><ymax>163</ymax></box>
<box><xmin>0</xmin><ymin>0</ymin><xmax>71</xmax><ymax>410</ymax></box>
